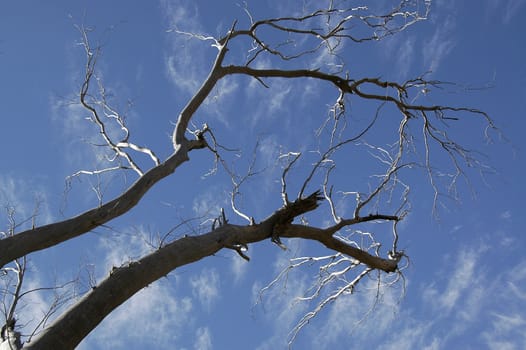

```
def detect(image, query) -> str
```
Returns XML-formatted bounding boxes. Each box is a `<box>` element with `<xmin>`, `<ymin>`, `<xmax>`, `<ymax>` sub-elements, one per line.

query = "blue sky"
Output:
<box><xmin>0</xmin><ymin>1</ymin><xmax>525</xmax><ymax>349</ymax></box>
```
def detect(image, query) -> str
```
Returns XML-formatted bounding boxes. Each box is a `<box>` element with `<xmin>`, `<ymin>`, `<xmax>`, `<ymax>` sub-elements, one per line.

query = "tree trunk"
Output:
<box><xmin>24</xmin><ymin>193</ymin><xmax>397</xmax><ymax>349</ymax></box>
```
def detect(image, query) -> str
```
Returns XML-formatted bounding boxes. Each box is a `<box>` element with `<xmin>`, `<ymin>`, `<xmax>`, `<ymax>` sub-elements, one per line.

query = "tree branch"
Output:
<box><xmin>25</xmin><ymin>191</ymin><xmax>397</xmax><ymax>348</ymax></box>
<box><xmin>0</xmin><ymin>141</ymin><xmax>203</xmax><ymax>268</ymax></box>
<box><xmin>171</xmin><ymin>22</ymin><xmax>234</xmax><ymax>147</ymax></box>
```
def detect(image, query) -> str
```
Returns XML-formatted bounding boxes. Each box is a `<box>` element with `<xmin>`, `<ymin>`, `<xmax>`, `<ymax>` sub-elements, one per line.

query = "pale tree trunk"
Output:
<box><xmin>24</xmin><ymin>193</ymin><xmax>398</xmax><ymax>348</ymax></box>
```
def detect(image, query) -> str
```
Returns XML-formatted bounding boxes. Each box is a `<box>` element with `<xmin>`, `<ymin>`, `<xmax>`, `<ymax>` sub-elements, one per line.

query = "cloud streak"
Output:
<box><xmin>264</xmin><ymin>240</ymin><xmax>526</xmax><ymax>349</ymax></box>
<box><xmin>194</xmin><ymin>327</ymin><xmax>213</xmax><ymax>350</ymax></box>
<box><xmin>381</xmin><ymin>243</ymin><xmax>526</xmax><ymax>349</ymax></box>
<box><xmin>0</xmin><ymin>175</ymin><xmax>53</xmax><ymax>230</ymax></box>
<box><xmin>190</xmin><ymin>268</ymin><xmax>221</xmax><ymax>311</ymax></box>
<box><xmin>486</xmin><ymin>0</ymin><xmax>526</xmax><ymax>23</ymax></box>
<box><xmin>422</xmin><ymin>15</ymin><xmax>456</xmax><ymax>73</ymax></box>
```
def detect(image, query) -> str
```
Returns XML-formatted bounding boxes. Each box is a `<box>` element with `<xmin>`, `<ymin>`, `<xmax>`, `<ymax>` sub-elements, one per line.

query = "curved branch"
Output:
<box><xmin>25</xmin><ymin>192</ymin><xmax>398</xmax><ymax>348</ymax></box>
<box><xmin>0</xmin><ymin>27</ymin><xmax>244</xmax><ymax>269</ymax></box>
<box><xmin>171</xmin><ymin>22</ymin><xmax>234</xmax><ymax>147</ymax></box>
<box><xmin>220</xmin><ymin>2</ymin><xmax>430</xmax><ymax>63</ymax></box>
<box><xmin>221</xmin><ymin>66</ymin><xmax>495</xmax><ymax>127</ymax></box>
<box><xmin>281</xmin><ymin>221</ymin><xmax>399</xmax><ymax>273</ymax></box>
<box><xmin>0</xmin><ymin>139</ymin><xmax>206</xmax><ymax>269</ymax></box>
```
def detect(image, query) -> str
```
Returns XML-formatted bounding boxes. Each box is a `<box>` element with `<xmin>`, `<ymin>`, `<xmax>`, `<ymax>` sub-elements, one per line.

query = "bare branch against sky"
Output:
<box><xmin>0</xmin><ymin>1</ymin><xmax>524</xmax><ymax>349</ymax></box>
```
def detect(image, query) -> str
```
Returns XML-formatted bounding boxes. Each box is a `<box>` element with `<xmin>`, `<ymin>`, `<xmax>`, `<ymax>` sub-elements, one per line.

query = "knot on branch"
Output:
<box><xmin>271</xmin><ymin>191</ymin><xmax>324</xmax><ymax>248</ymax></box>
<box><xmin>277</xmin><ymin>190</ymin><xmax>323</xmax><ymax>225</ymax></box>
<box><xmin>1</xmin><ymin>318</ymin><xmax>21</xmax><ymax>349</ymax></box>
<box><xmin>388</xmin><ymin>250</ymin><xmax>405</xmax><ymax>263</ymax></box>
<box><xmin>211</xmin><ymin>208</ymin><xmax>228</xmax><ymax>231</ymax></box>
<box><xmin>186</xmin><ymin>124</ymin><xmax>210</xmax><ymax>150</ymax></box>
<box><xmin>226</xmin><ymin>243</ymin><xmax>250</xmax><ymax>262</ymax></box>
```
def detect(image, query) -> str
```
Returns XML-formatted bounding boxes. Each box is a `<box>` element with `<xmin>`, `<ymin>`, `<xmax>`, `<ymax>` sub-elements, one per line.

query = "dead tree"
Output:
<box><xmin>0</xmin><ymin>1</ymin><xmax>496</xmax><ymax>348</ymax></box>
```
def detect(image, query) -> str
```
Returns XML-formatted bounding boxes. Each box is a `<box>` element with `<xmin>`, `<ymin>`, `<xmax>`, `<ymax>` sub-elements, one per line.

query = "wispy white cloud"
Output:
<box><xmin>484</xmin><ymin>339</ymin><xmax>519</xmax><ymax>350</ymax></box>
<box><xmin>309</xmin><ymin>37</ymin><xmax>346</xmax><ymax>73</ymax></box>
<box><xmin>190</xmin><ymin>268</ymin><xmax>220</xmax><ymax>311</ymax></box>
<box><xmin>96</xmin><ymin>226</ymin><xmax>153</xmax><ymax>273</ymax></box>
<box><xmin>162</xmin><ymin>1</ymin><xmax>246</xmax><ymax>131</ymax></box>
<box><xmin>192</xmin><ymin>186</ymin><xmax>228</xmax><ymax>219</ymax></box>
<box><xmin>245</xmin><ymin>78</ymin><xmax>295</xmax><ymax>130</ymax></box>
<box><xmin>451</xmin><ymin>224</ymin><xmax>463</xmax><ymax>233</ymax></box>
<box><xmin>268</xmin><ymin>85</ymin><xmax>292</xmax><ymax>115</ymax></box>
<box><xmin>161</xmin><ymin>1</ymin><xmax>203</xmax><ymax>94</ymax></box>
<box><xmin>486</xmin><ymin>0</ymin><xmax>526</xmax><ymax>24</ymax></box>
<box><xmin>377</xmin><ymin>318</ymin><xmax>436</xmax><ymax>350</ymax></box>
<box><xmin>393</xmin><ymin>36</ymin><xmax>417</xmax><ymax>79</ymax></box>
<box><xmin>201</xmin><ymin>76</ymin><xmax>240</xmax><ymax>128</ymax></box>
<box><xmin>277</xmin><ymin>239</ymin><xmax>526</xmax><ymax>349</ymax></box>
<box><xmin>230</xmin><ymin>251</ymin><xmax>249</xmax><ymax>283</ymax></box>
<box><xmin>162</xmin><ymin>0</ymin><xmax>246</xmax><ymax>130</ymax></box>
<box><xmin>49</xmin><ymin>98</ymin><xmax>92</xmax><ymax>166</ymax></box>
<box><xmin>435</xmin><ymin>248</ymin><xmax>478</xmax><ymax>313</ymax></box>
<box><xmin>484</xmin><ymin>311</ymin><xmax>526</xmax><ymax>350</ymax></box>
<box><xmin>165</xmin><ymin>53</ymin><xmax>201</xmax><ymax>95</ymax></box>
<box><xmin>419</xmin><ymin>245</ymin><xmax>490</xmax><ymax>332</ymax></box>
<box><xmin>384</xmin><ymin>244</ymin><xmax>525</xmax><ymax>349</ymax></box>
<box><xmin>312</xmin><ymin>278</ymin><xmax>404</xmax><ymax>349</ymax></box>
<box><xmin>509</xmin><ymin>280</ymin><xmax>526</xmax><ymax>300</ymax></box>
<box><xmin>258</xmin><ymin>135</ymin><xmax>280</xmax><ymax>169</ymax></box>
<box><xmin>194</xmin><ymin>327</ymin><xmax>212</xmax><ymax>350</ymax></box>
<box><xmin>503</xmin><ymin>0</ymin><xmax>526</xmax><ymax>23</ymax></box>
<box><xmin>422</xmin><ymin>15</ymin><xmax>456</xmax><ymax>73</ymax></box>
<box><xmin>252</xmin><ymin>249</ymin><xmax>311</xmax><ymax>350</ymax></box>
<box><xmin>481</xmin><ymin>260</ymin><xmax>526</xmax><ymax>349</ymax></box>
<box><xmin>507</xmin><ymin>261</ymin><xmax>526</xmax><ymax>301</ymax></box>
<box><xmin>0</xmin><ymin>175</ymin><xmax>53</xmax><ymax>230</ymax></box>
<box><xmin>492</xmin><ymin>312</ymin><xmax>526</xmax><ymax>333</ymax></box>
